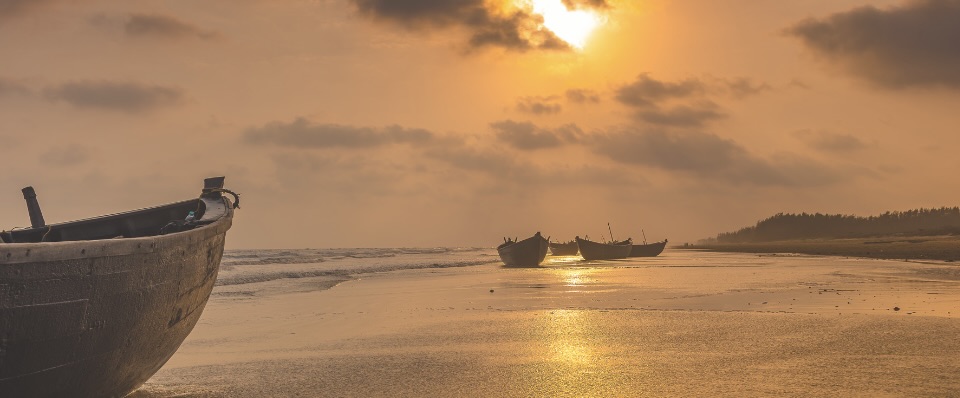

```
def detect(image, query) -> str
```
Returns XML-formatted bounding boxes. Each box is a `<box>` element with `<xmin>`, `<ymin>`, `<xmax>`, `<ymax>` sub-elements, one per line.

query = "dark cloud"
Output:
<box><xmin>719</xmin><ymin>77</ymin><xmax>772</xmax><ymax>99</ymax></box>
<box><xmin>351</xmin><ymin>0</ymin><xmax>571</xmax><ymax>51</ymax></box>
<box><xmin>0</xmin><ymin>77</ymin><xmax>30</xmax><ymax>96</ymax></box>
<box><xmin>43</xmin><ymin>81</ymin><xmax>184</xmax><ymax>113</ymax></box>
<box><xmin>614</xmin><ymin>74</ymin><xmax>775</xmax><ymax>128</ymax></box>
<box><xmin>786</xmin><ymin>0</ymin><xmax>960</xmax><ymax>89</ymax></box>
<box><xmin>515</xmin><ymin>96</ymin><xmax>562</xmax><ymax>115</ymax></box>
<box><xmin>244</xmin><ymin>118</ymin><xmax>434</xmax><ymax>149</ymax></box>
<box><xmin>793</xmin><ymin>129</ymin><xmax>868</xmax><ymax>152</ymax></box>
<box><xmin>615</xmin><ymin>74</ymin><xmax>706</xmax><ymax>108</ymax></box>
<box><xmin>636</xmin><ymin>102</ymin><xmax>726</xmax><ymax>128</ymax></box>
<box><xmin>124</xmin><ymin>13</ymin><xmax>218</xmax><ymax>40</ymax></box>
<box><xmin>0</xmin><ymin>0</ymin><xmax>58</xmax><ymax>20</ymax></box>
<box><xmin>565</xmin><ymin>88</ymin><xmax>600</xmax><ymax>104</ymax></box>
<box><xmin>593</xmin><ymin>129</ymin><xmax>842</xmax><ymax>187</ymax></box>
<box><xmin>491</xmin><ymin>120</ymin><xmax>582</xmax><ymax>150</ymax></box>
<box><xmin>562</xmin><ymin>0</ymin><xmax>612</xmax><ymax>10</ymax></box>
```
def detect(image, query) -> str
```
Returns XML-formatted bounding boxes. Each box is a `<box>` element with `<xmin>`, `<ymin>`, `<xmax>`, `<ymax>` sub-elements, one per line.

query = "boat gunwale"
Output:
<box><xmin>0</xmin><ymin>197</ymin><xmax>233</xmax><ymax>265</ymax></box>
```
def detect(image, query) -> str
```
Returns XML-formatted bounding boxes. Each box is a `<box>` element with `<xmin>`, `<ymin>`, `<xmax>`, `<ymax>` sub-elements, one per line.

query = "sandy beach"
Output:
<box><xmin>131</xmin><ymin>249</ymin><xmax>960</xmax><ymax>397</ymax></box>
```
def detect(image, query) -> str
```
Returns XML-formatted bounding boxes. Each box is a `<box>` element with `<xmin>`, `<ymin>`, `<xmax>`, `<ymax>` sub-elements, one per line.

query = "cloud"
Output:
<box><xmin>43</xmin><ymin>81</ymin><xmax>184</xmax><ymax>113</ymax></box>
<box><xmin>614</xmin><ymin>74</ymin><xmax>777</xmax><ymax>128</ymax></box>
<box><xmin>515</xmin><ymin>95</ymin><xmax>562</xmax><ymax>115</ymax></box>
<box><xmin>491</xmin><ymin>119</ymin><xmax>582</xmax><ymax>150</ymax></box>
<box><xmin>41</xmin><ymin>144</ymin><xmax>89</xmax><ymax>167</ymax></box>
<box><xmin>717</xmin><ymin>77</ymin><xmax>772</xmax><ymax>99</ymax></box>
<box><xmin>0</xmin><ymin>0</ymin><xmax>58</xmax><ymax>20</ymax></box>
<box><xmin>636</xmin><ymin>102</ymin><xmax>726</xmax><ymax>128</ymax></box>
<box><xmin>424</xmin><ymin>144</ymin><xmax>522</xmax><ymax>175</ymax></box>
<box><xmin>244</xmin><ymin>118</ymin><xmax>435</xmax><ymax>149</ymax></box>
<box><xmin>565</xmin><ymin>88</ymin><xmax>600</xmax><ymax>104</ymax></box>
<box><xmin>563</xmin><ymin>0</ymin><xmax>612</xmax><ymax>10</ymax></box>
<box><xmin>0</xmin><ymin>77</ymin><xmax>30</xmax><ymax>96</ymax></box>
<box><xmin>124</xmin><ymin>13</ymin><xmax>218</xmax><ymax>40</ymax></box>
<box><xmin>269</xmin><ymin>152</ymin><xmax>415</xmax><ymax>197</ymax></box>
<box><xmin>350</xmin><ymin>0</ymin><xmax>571</xmax><ymax>51</ymax></box>
<box><xmin>793</xmin><ymin>129</ymin><xmax>868</xmax><ymax>152</ymax></box>
<box><xmin>615</xmin><ymin>73</ymin><xmax>706</xmax><ymax>108</ymax></box>
<box><xmin>786</xmin><ymin>0</ymin><xmax>960</xmax><ymax>89</ymax></box>
<box><xmin>592</xmin><ymin>129</ymin><xmax>843</xmax><ymax>187</ymax></box>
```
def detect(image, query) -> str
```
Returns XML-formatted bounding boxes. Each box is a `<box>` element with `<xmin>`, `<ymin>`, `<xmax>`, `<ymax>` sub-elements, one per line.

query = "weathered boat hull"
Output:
<box><xmin>629</xmin><ymin>240</ymin><xmax>667</xmax><ymax>257</ymax></box>
<box><xmin>497</xmin><ymin>232</ymin><xmax>549</xmax><ymax>267</ymax></box>
<box><xmin>576</xmin><ymin>237</ymin><xmax>632</xmax><ymax>261</ymax></box>
<box><xmin>549</xmin><ymin>241</ymin><xmax>579</xmax><ymax>256</ymax></box>
<box><xmin>0</xmin><ymin>184</ymin><xmax>233</xmax><ymax>397</ymax></box>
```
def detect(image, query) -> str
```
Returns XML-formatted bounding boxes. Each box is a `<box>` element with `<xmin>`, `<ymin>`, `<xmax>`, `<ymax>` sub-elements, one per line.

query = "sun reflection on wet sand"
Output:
<box><xmin>542</xmin><ymin>254</ymin><xmax>583</xmax><ymax>267</ymax></box>
<box><xmin>547</xmin><ymin>310</ymin><xmax>593</xmax><ymax>364</ymax></box>
<box><xmin>528</xmin><ymin>308</ymin><xmax>650</xmax><ymax>395</ymax></box>
<box><xmin>561</xmin><ymin>269</ymin><xmax>590</xmax><ymax>286</ymax></box>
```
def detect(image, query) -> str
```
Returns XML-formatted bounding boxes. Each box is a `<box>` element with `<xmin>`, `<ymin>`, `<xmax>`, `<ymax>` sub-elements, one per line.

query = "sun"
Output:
<box><xmin>530</xmin><ymin>0</ymin><xmax>602</xmax><ymax>49</ymax></box>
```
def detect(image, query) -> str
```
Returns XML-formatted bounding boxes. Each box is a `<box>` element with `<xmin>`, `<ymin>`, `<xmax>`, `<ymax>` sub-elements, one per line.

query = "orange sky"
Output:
<box><xmin>2</xmin><ymin>0</ymin><xmax>959</xmax><ymax>249</ymax></box>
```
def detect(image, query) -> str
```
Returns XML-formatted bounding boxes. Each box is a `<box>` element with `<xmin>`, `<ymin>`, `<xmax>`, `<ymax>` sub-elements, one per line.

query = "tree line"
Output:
<box><xmin>714</xmin><ymin>207</ymin><xmax>960</xmax><ymax>243</ymax></box>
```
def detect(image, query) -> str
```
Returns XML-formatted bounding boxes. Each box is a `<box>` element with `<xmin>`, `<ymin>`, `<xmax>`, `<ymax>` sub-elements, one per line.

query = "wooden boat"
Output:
<box><xmin>548</xmin><ymin>239</ymin><xmax>579</xmax><ymax>256</ymax></box>
<box><xmin>497</xmin><ymin>232</ymin><xmax>549</xmax><ymax>267</ymax></box>
<box><xmin>0</xmin><ymin>177</ymin><xmax>237</xmax><ymax>397</ymax></box>
<box><xmin>575</xmin><ymin>236</ymin><xmax>632</xmax><ymax>261</ymax></box>
<box><xmin>629</xmin><ymin>239</ymin><xmax>668</xmax><ymax>257</ymax></box>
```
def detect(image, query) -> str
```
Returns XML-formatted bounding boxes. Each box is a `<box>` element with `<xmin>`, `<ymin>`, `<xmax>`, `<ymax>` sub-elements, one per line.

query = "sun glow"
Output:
<box><xmin>531</xmin><ymin>0</ymin><xmax>602</xmax><ymax>49</ymax></box>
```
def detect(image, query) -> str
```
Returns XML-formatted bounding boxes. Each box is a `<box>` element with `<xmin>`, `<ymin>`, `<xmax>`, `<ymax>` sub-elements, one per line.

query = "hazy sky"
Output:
<box><xmin>2</xmin><ymin>0</ymin><xmax>960</xmax><ymax>249</ymax></box>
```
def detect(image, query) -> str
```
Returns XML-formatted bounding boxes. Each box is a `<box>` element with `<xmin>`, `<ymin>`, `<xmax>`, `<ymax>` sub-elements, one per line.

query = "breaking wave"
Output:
<box><xmin>216</xmin><ymin>247</ymin><xmax>498</xmax><ymax>287</ymax></box>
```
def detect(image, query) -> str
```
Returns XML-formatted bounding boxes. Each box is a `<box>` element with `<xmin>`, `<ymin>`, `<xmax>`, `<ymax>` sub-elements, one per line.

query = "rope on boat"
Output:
<box><xmin>160</xmin><ymin>187</ymin><xmax>241</xmax><ymax>235</ymax></box>
<box><xmin>40</xmin><ymin>225</ymin><xmax>53</xmax><ymax>242</ymax></box>
<box><xmin>204</xmin><ymin>188</ymin><xmax>241</xmax><ymax>209</ymax></box>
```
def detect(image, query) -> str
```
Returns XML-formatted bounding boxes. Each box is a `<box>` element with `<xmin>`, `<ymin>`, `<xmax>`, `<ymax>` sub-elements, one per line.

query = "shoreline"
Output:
<box><xmin>684</xmin><ymin>234</ymin><xmax>960</xmax><ymax>262</ymax></box>
<box><xmin>132</xmin><ymin>250</ymin><xmax>960</xmax><ymax>397</ymax></box>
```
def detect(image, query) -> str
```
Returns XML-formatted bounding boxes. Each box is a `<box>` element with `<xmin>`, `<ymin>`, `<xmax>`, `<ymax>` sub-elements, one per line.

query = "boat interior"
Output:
<box><xmin>0</xmin><ymin>200</ymin><xmax>209</xmax><ymax>244</ymax></box>
<box><xmin>2</xmin><ymin>177</ymin><xmax>234</xmax><ymax>244</ymax></box>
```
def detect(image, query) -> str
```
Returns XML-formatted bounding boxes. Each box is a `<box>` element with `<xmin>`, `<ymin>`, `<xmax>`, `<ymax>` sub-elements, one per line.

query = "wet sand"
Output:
<box><xmin>132</xmin><ymin>251</ymin><xmax>960</xmax><ymax>397</ymax></box>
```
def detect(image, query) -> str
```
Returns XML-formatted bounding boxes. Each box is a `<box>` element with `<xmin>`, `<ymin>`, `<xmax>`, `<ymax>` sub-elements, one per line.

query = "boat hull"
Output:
<box><xmin>548</xmin><ymin>241</ymin><xmax>579</xmax><ymax>256</ymax></box>
<box><xmin>576</xmin><ymin>237</ymin><xmax>632</xmax><ymax>261</ymax></box>
<box><xmin>0</xmin><ymin>200</ymin><xmax>232</xmax><ymax>397</ymax></box>
<box><xmin>498</xmin><ymin>233</ymin><xmax>549</xmax><ymax>267</ymax></box>
<box><xmin>629</xmin><ymin>240</ymin><xmax>667</xmax><ymax>257</ymax></box>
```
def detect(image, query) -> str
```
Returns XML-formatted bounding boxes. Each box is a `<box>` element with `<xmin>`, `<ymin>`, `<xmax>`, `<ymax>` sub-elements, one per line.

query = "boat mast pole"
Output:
<box><xmin>608</xmin><ymin>222</ymin><xmax>615</xmax><ymax>242</ymax></box>
<box><xmin>642</xmin><ymin>229</ymin><xmax>647</xmax><ymax>244</ymax></box>
<box><xmin>21</xmin><ymin>186</ymin><xmax>46</xmax><ymax>229</ymax></box>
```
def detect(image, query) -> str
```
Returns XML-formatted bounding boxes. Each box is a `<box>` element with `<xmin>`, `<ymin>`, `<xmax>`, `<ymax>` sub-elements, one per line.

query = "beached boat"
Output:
<box><xmin>497</xmin><ymin>232</ymin><xmax>549</xmax><ymax>267</ymax></box>
<box><xmin>549</xmin><ymin>239</ymin><xmax>579</xmax><ymax>256</ymax></box>
<box><xmin>0</xmin><ymin>177</ymin><xmax>237</xmax><ymax>397</ymax></box>
<box><xmin>576</xmin><ymin>236</ymin><xmax>632</xmax><ymax>261</ymax></box>
<box><xmin>629</xmin><ymin>239</ymin><xmax>668</xmax><ymax>257</ymax></box>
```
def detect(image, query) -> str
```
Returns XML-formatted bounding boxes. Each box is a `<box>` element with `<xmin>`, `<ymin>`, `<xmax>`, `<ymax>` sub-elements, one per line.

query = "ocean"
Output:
<box><xmin>217</xmin><ymin>247</ymin><xmax>501</xmax><ymax>290</ymax></box>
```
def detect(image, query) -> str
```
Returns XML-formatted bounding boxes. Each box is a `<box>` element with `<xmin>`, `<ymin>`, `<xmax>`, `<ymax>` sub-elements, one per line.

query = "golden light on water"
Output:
<box><xmin>529</xmin><ymin>0</ymin><xmax>602</xmax><ymax>49</ymax></box>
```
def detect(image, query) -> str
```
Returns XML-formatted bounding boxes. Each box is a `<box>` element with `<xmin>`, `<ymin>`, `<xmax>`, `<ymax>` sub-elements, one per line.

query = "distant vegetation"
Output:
<box><xmin>711</xmin><ymin>207</ymin><xmax>960</xmax><ymax>243</ymax></box>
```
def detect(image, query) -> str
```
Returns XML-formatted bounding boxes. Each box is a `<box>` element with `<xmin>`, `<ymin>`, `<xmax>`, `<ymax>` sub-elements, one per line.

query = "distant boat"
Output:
<box><xmin>497</xmin><ymin>232</ymin><xmax>549</xmax><ymax>267</ymax></box>
<box><xmin>629</xmin><ymin>239</ymin><xmax>668</xmax><ymax>257</ymax></box>
<box><xmin>549</xmin><ymin>239</ymin><xmax>579</xmax><ymax>256</ymax></box>
<box><xmin>576</xmin><ymin>236</ymin><xmax>633</xmax><ymax>261</ymax></box>
<box><xmin>0</xmin><ymin>177</ymin><xmax>237</xmax><ymax>397</ymax></box>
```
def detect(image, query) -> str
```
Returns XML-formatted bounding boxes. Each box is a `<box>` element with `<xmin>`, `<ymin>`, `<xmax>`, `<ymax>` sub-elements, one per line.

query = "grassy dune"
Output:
<box><xmin>687</xmin><ymin>235</ymin><xmax>960</xmax><ymax>262</ymax></box>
